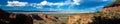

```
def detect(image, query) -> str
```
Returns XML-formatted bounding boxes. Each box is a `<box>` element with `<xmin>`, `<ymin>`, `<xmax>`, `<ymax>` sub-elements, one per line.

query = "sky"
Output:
<box><xmin>0</xmin><ymin>0</ymin><xmax>115</xmax><ymax>13</ymax></box>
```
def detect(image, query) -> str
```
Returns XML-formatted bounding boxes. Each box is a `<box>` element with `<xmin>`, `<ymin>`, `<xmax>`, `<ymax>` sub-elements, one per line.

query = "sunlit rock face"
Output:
<box><xmin>0</xmin><ymin>0</ymin><xmax>115</xmax><ymax>13</ymax></box>
<box><xmin>0</xmin><ymin>9</ymin><xmax>58</xmax><ymax>24</ymax></box>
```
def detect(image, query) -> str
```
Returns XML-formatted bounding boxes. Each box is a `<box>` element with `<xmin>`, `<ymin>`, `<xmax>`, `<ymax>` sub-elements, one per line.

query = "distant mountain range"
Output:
<box><xmin>5</xmin><ymin>10</ymin><xmax>57</xmax><ymax>12</ymax></box>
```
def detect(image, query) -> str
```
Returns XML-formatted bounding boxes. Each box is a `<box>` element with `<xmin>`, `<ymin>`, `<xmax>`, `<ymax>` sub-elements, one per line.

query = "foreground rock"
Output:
<box><xmin>68</xmin><ymin>13</ymin><xmax>94</xmax><ymax>24</ymax></box>
<box><xmin>68</xmin><ymin>5</ymin><xmax>120</xmax><ymax>24</ymax></box>
<box><xmin>0</xmin><ymin>9</ymin><xmax>33</xmax><ymax>24</ymax></box>
<box><xmin>0</xmin><ymin>9</ymin><xmax>59</xmax><ymax>24</ymax></box>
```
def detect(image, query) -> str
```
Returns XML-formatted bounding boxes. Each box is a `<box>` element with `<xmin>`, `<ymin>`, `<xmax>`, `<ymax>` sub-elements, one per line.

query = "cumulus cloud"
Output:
<box><xmin>40</xmin><ymin>1</ymin><xmax>48</xmax><ymax>5</ymax></box>
<box><xmin>39</xmin><ymin>0</ymin><xmax>81</xmax><ymax>5</ymax></box>
<box><xmin>102</xmin><ymin>0</ymin><xmax>108</xmax><ymax>1</ymax></box>
<box><xmin>7</xmin><ymin>1</ymin><xmax>28</xmax><ymax>6</ymax></box>
<box><xmin>73</xmin><ymin>0</ymin><xmax>81</xmax><ymax>5</ymax></box>
<box><xmin>6</xmin><ymin>0</ymin><xmax>81</xmax><ymax>8</ymax></box>
<box><xmin>32</xmin><ymin>0</ymin><xmax>81</xmax><ymax>8</ymax></box>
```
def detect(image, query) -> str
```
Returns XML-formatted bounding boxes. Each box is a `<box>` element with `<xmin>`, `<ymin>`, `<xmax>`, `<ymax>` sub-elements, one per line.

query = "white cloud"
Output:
<box><xmin>73</xmin><ymin>0</ymin><xmax>81</xmax><ymax>5</ymax></box>
<box><xmin>38</xmin><ymin>1</ymin><xmax>69</xmax><ymax>6</ymax></box>
<box><xmin>6</xmin><ymin>0</ymin><xmax>81</xmax><ymax>8</ymax></box>
<box><xmin>7</xmin><ymin>1</ymin><xmax>28</xmax><ymax>6</ymax></box>
<box><xmin>103</xmin><ymin>0</ymin><xmax>108</xmax><ymax>1</ymax></box>
<box><xmin>32</xmin><ymin>0</ymin><xmax>81</xmax><ymax>8</ymax></box>
<box><xmin>40</xmin><ymin>1</ymin><xmax>48</xmax><ymax>5</ymax></box>
<box><xmin>39</xmin><ymin>0</ymin><xmax>81</xmax><ymax>5</ymax></box>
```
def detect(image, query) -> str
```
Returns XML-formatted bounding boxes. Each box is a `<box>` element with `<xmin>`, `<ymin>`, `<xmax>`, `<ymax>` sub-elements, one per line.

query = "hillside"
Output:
<box><xmin>0</xmin><ymin>0</ymin><xmax>120</xmax><ymax>24</ymax></box>
<box><xmin>68</xmin><ymin>3</ymin><xmax>120</xmax><ymax>24</ymax></box>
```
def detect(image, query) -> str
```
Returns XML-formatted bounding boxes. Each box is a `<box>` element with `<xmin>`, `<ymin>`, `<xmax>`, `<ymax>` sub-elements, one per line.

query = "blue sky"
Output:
<box><xmin>0</xmin><ymin>0</ymin><xmax>115</xmax><ymax>13</ymax></box>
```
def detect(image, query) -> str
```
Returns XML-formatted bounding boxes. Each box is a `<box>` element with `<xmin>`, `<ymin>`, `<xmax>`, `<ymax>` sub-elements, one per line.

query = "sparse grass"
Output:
<box><xmin>73</xmin><ymin>19</ymin><xmax>81</xmax><ymax>24</ymax></box>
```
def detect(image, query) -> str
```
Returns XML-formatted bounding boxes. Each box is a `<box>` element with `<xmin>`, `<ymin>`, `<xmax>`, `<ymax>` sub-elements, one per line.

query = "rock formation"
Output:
<box><xmin>0</xmin><ymin>9</ymin><xmax>59</xmax><ymax>24</ymax></box>
<box><xmin>67</xmin><ymin>3</ymin><xmax>120</xmax><ymax>24</ymax></box>
<box><xmin>0</xmin><ymin>9</ymin><xmax>33</xmax><ymax>24</ymax></box>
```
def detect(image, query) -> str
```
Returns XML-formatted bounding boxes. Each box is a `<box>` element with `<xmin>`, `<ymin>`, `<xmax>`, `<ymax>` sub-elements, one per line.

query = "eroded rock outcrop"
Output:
<box><xmin>68</xmin><ymin>13</ymin><xmax>94</xmax><ymax>24</ymax></box>
<box><xmin>0</xmin><ymin>9</ymin><xmax>59</xmax><ymax>24</ymax></box>
<box><xmin>68</xmin><ymin>4</ymin><xmax>120</xmax><ymax>24</ymax></box>
<box><xmin>0</xmin><ymin>9</ymin><xmax>33</xmax><ymax>24</ymax></box>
